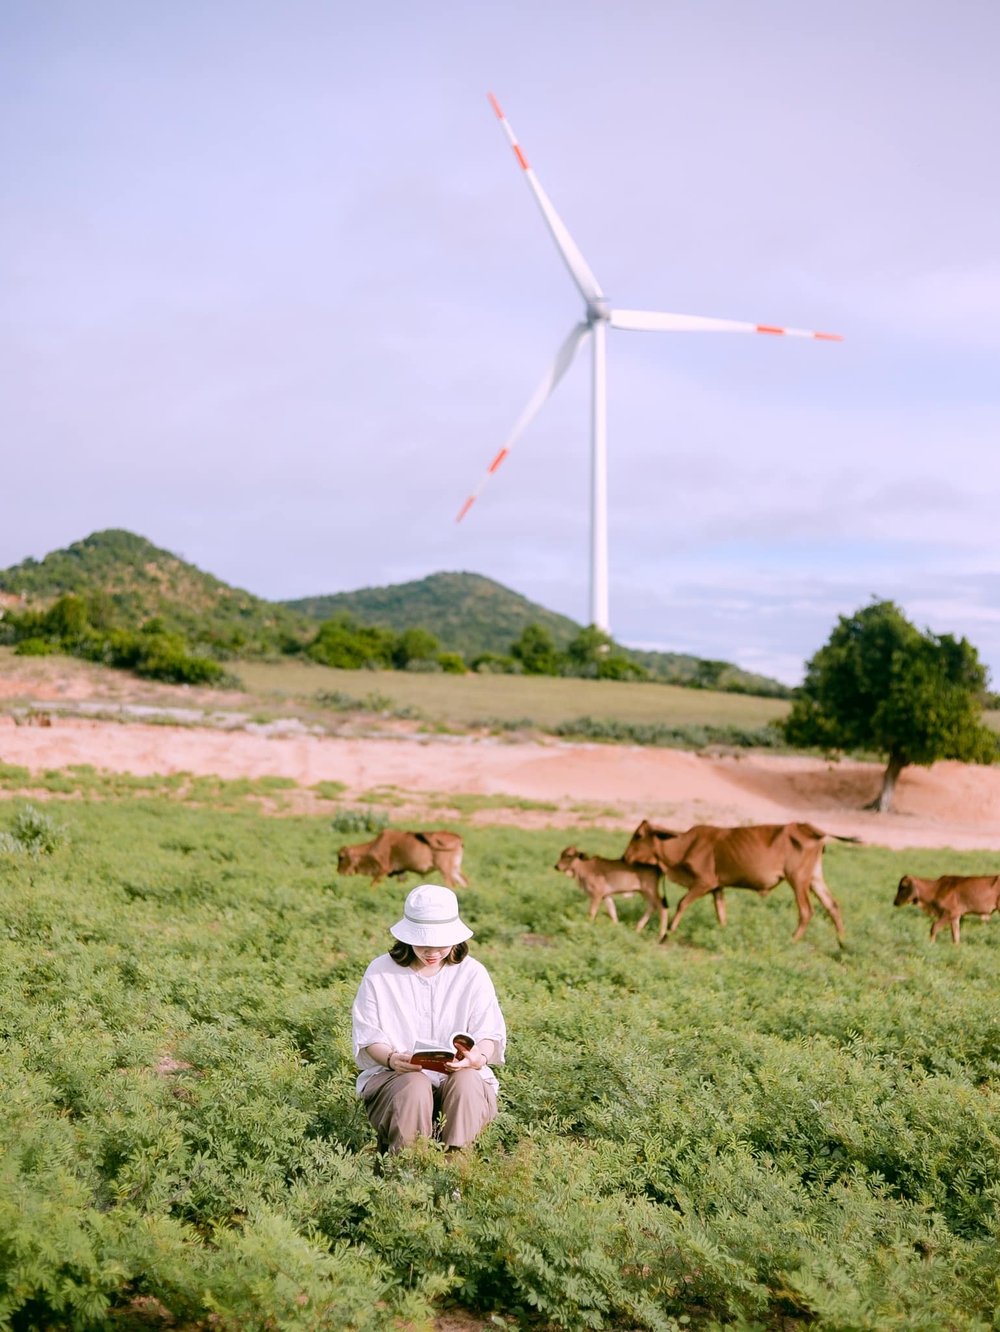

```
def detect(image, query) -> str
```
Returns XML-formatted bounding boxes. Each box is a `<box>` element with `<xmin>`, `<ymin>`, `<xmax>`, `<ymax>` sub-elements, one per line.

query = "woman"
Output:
<box><xmin>351</xmin><ymin>883</ymin><xmax>506</xmax><ymax>1153</ymax></box>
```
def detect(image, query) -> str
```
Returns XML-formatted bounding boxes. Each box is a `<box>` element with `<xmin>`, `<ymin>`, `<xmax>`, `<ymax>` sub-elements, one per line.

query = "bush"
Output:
<box><xmin>307</xmin><ymin>616</ymin><xmax>396</xmax><ymax>670</ymax></box>
<box><xmin>0</xmin><ymin>804</ymin><xmax>69</xmax><ymax>856</ymax></box>
<box><xmin>13</xmin><ymin>637</ymin><xmax>54</xmax><ymax>657</ymax></box>
<box><xmin>329</xmin><ymin>808</ymin><xmax>389</xmax><ymax>834</ymax></box>
<box><xmin>510</xmin><ymin>624</ymin><xmax>562</xmax><ymax>676</ymax></box>
<box><xmin>471</xmin><ymin>652</ymin><xmax>517</xmax><ymax>674</ymax></box>
<box><xmin>436</xmin><ymin>652</ymin><xmax>466</xmax><ymax>675</ymax></box>
<box><xmin>392</xmin><ymin>626</ymin><xmax>439</xmax><ymax>669</ymax></box>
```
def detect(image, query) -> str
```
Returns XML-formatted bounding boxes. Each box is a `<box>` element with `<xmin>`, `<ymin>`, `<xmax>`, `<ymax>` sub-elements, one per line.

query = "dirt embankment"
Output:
<box><xmin>3</xmin><ymin>715</ymin><xmax>1000</xmax><ymax>849</ymax></box>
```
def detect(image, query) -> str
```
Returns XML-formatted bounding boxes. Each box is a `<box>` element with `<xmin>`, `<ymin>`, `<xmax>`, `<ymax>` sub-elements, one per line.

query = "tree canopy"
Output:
<box><xmin>784</xmin><ymin>600</ymin><xmax>998</xmax><ymax>811</ymax></box>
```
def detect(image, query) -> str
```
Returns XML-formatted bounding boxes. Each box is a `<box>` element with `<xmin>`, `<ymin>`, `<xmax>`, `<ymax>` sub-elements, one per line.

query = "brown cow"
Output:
<box><xmin>623</xmin><ymin>819</ymin><xmax>854</xmax><ymax>942</ymax></box>
<box><xmin>894</xmin><ymin>873</ymin><xmax>1000</xmax><ymax>944</ymax></box>
<box><xmin>555</xmin><ymin>846</ymin><xmax>668</xmax><ymax>940</ymax></box>
<box><xmin>337</xmin><ymin>830</ymin><xmax>468</xmax><ymax>889</ymax></box>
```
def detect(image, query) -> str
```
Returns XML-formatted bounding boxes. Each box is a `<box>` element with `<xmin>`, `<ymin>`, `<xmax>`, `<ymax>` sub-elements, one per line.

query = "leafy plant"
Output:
<box><xmin>329</xmin><ymin>807</ymin><xmax>389</xmax><ymax>834</ymax></box>
<box><xmin>0</xmin><ymin>804</ymin><xmax>68</xmax><ymax>856</ymax></box>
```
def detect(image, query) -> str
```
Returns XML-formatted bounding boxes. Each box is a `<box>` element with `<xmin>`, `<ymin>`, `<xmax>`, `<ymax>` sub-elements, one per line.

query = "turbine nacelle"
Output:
<box><xmin>587</xmin><ymin>298</ymin><xmax>611</xmax><ymax>325</ymax></box>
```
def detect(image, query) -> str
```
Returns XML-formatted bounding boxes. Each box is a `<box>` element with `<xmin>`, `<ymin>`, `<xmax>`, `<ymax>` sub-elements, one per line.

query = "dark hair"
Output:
<box><xmin>389</xmin><ymin>940</ymin><xmax>469</xmax><ymax>967</ymax></box>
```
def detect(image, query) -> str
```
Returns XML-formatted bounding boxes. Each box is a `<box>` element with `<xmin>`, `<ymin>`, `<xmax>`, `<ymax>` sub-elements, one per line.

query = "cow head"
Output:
<box><xmin>622</xmin><ymin>819</ymin><xmax>679</xmax><ymax>864</ymax></box>
<box><xmin>894</xmin><ymin>875</ymin><xmax>917</xmax><ymax>907</ymax></box>
<box><xmin>555</xmin><ymin>847</ymin><xmax>586</xmax><ymax>875</ymax></box>
<box><xmin>338</xmin><ymin>844</ymin><xmax>364</xmax><ymax>875</ymax></box>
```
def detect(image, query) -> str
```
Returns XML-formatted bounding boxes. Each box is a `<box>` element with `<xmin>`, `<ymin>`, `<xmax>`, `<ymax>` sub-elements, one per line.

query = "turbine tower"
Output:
<box><xmin>457</xmin><ymin>95</ymin><xmax>842</xmax><ymax>634</ymax></box>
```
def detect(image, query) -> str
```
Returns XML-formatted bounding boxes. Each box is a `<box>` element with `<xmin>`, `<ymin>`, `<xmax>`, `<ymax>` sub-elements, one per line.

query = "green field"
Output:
<box><xmin>1</xmin><ymin>789</ymin><xmax>999</xmax><ymax>1330</ymax></box>
<box><xmin>239</xmin><ymin>661</ymin><xmax>791</xmax><ymax>730</ymax></box>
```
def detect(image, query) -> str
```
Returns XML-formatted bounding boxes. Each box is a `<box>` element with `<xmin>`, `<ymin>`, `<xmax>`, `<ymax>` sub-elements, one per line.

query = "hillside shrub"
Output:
<box><xmin>4</xmin><ymin>596</ymin><xmax>226</xmax><ymax>685</ymax></box>
<box><xmin>13</xmin><ymin>637</ymin><xmax>53</xmax><ymax>656</ymax></box>
<box><xmin>471</xmin><ymin>652</ymin><xmax>518</xmax><ymax>674</ymax></box>
<box><xmin>307</xmin><ymin>616</ymin><xmax>396</xmax><ymax>670</ymax></box>
<box><xmin>436</xmin><ymin>652</ymin><xmax>466</xmax><ymax>675</ymax></box>
<box><xmin>511</xmin><ymin>624</ymin><xmax>563</xmax><ymax>676</ymax></box>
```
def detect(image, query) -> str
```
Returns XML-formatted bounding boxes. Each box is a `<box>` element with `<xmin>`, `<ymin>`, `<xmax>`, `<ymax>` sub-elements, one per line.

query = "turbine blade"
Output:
<box><xmin>457</xmin><ymin>322</ymin><xmax>591</xmax><ymax>522</ymax></box>
<box><xmin>488</xmin><ymin>92</ymin><xmax>604</xmax><ymax>306</ymax></box>
<box><xmin>610</xmin><ymin>308</ymin><xmax>843</xmax><ymax>340</ymax></box>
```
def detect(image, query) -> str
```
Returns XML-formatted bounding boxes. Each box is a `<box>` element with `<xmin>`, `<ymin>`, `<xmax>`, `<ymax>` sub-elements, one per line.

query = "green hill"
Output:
<box><xmin>284</xmin><ymin>571</ymin><xmax>790</xmax><ymax>697</ymax></box>
<box><xmin>0</xmin><ymin>530</ymin><xmax>309</xmax><ymax>656</ymax></box>
<box><xmin>285</xmin><ymin>572</ymin><xmax>581</xmax><ymax>660</ymax></box>
<box><xmin>0</xmin><ymin>532</ymin><xmax>790</xmax><ymax>696</ymax></box>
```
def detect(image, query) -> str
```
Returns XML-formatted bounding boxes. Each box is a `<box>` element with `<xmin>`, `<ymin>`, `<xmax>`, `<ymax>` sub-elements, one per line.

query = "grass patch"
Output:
<box><xmin>0</xmin><ymin>797</ymin><xmax>999</xmax><ymax>1327</ymax></box>
<box><xmin>311</xmin><ymin>780</ymin><xmax>348</xmax><ymax>801</ymax></box>
<box><xmin>428</xmin><ymin>792</ymin><xmax>560</xmax><ymax>815</ymax></box>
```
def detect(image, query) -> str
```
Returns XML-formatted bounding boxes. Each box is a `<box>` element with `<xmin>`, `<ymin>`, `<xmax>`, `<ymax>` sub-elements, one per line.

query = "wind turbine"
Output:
<box><xmin>457</xmin><ymin>93</ymin><xmax>842</xmax><ymax>634</ymax></box>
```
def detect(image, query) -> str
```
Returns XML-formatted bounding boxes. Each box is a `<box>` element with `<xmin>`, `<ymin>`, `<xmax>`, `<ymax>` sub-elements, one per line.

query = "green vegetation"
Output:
<box><xmin>284</xmin><ymin>569</ymin><xmax>582</xmax><ymax>660</ymax></box>
<box><xmin>0</xmin><ymin>529</ymin><xmax>309</xmax><ymax>658</ymax></box>
<box><xmin>553</xmin><ymin>716</ymin><xmax>785</xmax><ymax>750</ymax></box>
<box><xmin>329</xmin><ymin>808</ymin><xmax>390</xmax><ymax>835</ymax></box>
<box><xmin>5</xmin><ymin>595</ymin><xmax>228</xmax><ymax>685</ymax></box>
<box><xmin>285</xmin><ymin>570</ymin><xmax>790</xmax><ymax>697</ymax></box>
<box><xmin>239</xmin><ymin>662</ymin><xmax>793</xmax><ymax>733</ymax></box>
<box><xmin>0</xmin><ymin>790</ymin><xmax>999</xmax><ymax>1329</ymax></box>
<box><xmin>1</xmin><ymin>531</ymin><xmax>789</xmax><ymax>697</ymax></box>
<box><xmin>786</xmin><ymin>600</ymin><xmax>999</xmax><ymax>811</ymax></box>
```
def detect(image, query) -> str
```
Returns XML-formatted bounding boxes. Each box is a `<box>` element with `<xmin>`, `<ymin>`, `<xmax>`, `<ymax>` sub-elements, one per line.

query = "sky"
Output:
<box><xmin>2</xmin><ymin>1</ymin><xmax>998</xmax><ymax>683</ymax></box>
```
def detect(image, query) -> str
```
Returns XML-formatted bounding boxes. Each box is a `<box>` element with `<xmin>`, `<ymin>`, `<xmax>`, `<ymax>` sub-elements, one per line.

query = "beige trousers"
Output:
<box><xmin>362</xmin><ymin>1068</ymin><xmax>498</xmax><ymax>1154</ymax></box>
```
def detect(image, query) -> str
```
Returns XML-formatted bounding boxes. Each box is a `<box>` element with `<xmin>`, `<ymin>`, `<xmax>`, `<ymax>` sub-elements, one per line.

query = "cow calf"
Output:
<box><xmin>894</xmin><ymin>873</ymin><xmax>1000</xmax><ymax>944</ymax></box>
<box><xmin>555</xmin><ymin>846</ymin><xmax>668</xmax><ymax>941</ymax></box>
<box><xmin>338</xmin><ymin>830</ymin><xmax>468</xmax><ymax>889</ymax></box>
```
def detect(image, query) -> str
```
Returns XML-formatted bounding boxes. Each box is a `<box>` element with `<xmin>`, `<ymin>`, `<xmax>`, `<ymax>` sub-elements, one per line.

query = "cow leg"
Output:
<box><xmin>809</xmin><ymin>868</ymin><xmax>845</xmax><ymax>942</ymax></box>
<box><xmin>635</xmin><ymin>905</ymin><xmax>653</xmax><ymax>933</ymax></box>
<box><xmin>712</xmin><ymin>890</ymin><xmax>727</xmax><ymax>927</ymax></box>
<box><xmin>791</xmin><ymin>879</ymin><xmax>814</xmax><ymax>942</ymax></box>
<box><xmin>588</xmin><ymin>895</ymin><xmax>601</xmax><ymax>922</ymax></box>
<box><xmin>929</xmin><ymin>915</ymin><xmax>947</xmax><ymax>943</ymax></box>
<box><xmin>950</xmin><ymin>916</ymin><xmax>962</xmax><ymax>945</ymax></box>
<box><xmin>657</xmin><ymin>902</ymin><xmax>669</xmax><ymax>942</ymax></box>
<box><xmin>370</xmin><ymin>872</ymin><xmax>386</xmax><ymax>888</ymax></box>
<box><xmin>604</xmin><ymin>896</ymin><xmax>620</xmax><ymax>924</ymax></box>
<box><xmin>668</xmin><ymin>884</ymin><xmax>712</xmax><ymax>933</ymax></box>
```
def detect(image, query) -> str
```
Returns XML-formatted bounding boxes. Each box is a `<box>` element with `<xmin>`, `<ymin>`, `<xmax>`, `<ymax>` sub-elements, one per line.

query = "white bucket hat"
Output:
<box><xmin>390</xmin><ymin>884</ymin><xmax>473</xmax><ymax>947</ymax></box>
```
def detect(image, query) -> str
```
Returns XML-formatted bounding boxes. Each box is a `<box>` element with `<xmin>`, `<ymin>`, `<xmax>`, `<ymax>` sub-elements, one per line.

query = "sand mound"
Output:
<box><xmin>3</xmin><ymin>715</ymin><xmax>1000</xmax><ymax>849</ymax></box>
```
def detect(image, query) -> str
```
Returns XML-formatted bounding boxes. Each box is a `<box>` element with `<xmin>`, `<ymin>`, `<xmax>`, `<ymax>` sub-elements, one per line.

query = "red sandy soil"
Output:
<box><xmin>4</xmin><ymin>715</ymin><xmax>1000</xmax><ymax>848</ymax></box>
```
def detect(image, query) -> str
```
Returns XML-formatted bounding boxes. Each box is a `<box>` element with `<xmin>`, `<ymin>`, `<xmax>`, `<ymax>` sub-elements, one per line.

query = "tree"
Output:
<box><xmin>784</xmin><ymin>600</ymin><xmax>999</xmax><ymax>812</ymax></box>
<box><xmin>392</xmin><ymin>626</ymin><xmax>440</xmax><ymax>669</ymax></box>
<box><xmin>307</xmin><ymin>615</ymin><xmax>396</xmax><ymax>670</ymax></box>
<box><xmin>565</xmin><ymin>625</ymin><xmax>648</xmax><ymax>680</ymax></box>
<box><xmin>510</xmin><ymin>623</ymin><xmax>562</xmax><ymax>676</ymax></box>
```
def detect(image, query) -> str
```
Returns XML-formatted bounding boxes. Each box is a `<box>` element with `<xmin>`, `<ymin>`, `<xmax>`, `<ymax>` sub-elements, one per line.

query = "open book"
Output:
<box><xmin>410</xmin><ymin>1031</ymin><xmax>475</xmax><ymax>1073</ymax></box>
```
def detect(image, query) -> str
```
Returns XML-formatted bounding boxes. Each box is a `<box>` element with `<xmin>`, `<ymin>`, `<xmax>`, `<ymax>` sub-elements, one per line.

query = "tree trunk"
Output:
<box><xmin>865</xmin><ymin>754</ymin><xmax>905</xmax><ymax>813</ymax></box>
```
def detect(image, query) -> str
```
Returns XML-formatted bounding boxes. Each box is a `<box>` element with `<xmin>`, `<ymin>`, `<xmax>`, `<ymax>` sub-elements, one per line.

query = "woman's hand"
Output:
<box><xmin>388</xmin><ymin>1050</ymin><xmax>422</xmax><ymax>1074</ymax></box>
<box><xmin>445</xmin><ymin>1043</ymin><xmax>489</xmax><ymax>1073</ymax></box>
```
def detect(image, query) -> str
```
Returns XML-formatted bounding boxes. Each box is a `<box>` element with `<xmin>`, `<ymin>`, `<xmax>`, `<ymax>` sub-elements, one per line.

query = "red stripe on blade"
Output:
<box><xmin>488</xmin><ymin>448</ymin><xmax>509</xmax><ymax>473</ymax></box>
<box><xmin>456</xmin><ymin>498</ymin><xmax>474</xmax><ymax>522</ymax></box>
<box><xmin>814</xmin><ymin>332</ymin><xmax>844</xmax><ymax>341</ymax></box>
<box><xmin>487</xmin><ymin>92</ymin><xmax>504</xmax><ymax>119</ymax></box>
<box><xmin>756</xmin><ymin>324</ymin><xmax>784</xmax><ymax>336</ymax></box>
<box><xmin>513</xmin><ymin>144</ymin><xmax>529</xmax><ymax>170</ymax></box>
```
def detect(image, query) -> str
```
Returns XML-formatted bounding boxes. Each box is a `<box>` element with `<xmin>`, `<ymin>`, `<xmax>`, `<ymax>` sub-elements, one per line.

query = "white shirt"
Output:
<box><xmin>351</xmin><ymin>953</ymin><xmax>507</xmax><ymax>1096</ymax></box>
